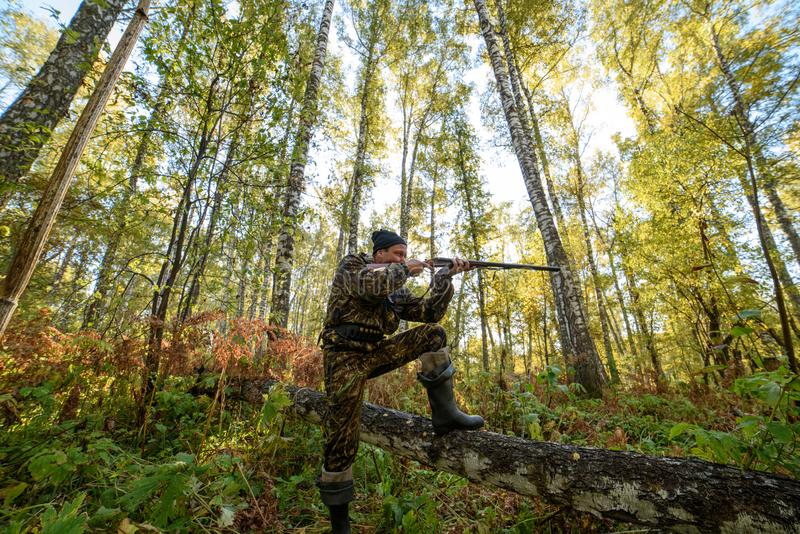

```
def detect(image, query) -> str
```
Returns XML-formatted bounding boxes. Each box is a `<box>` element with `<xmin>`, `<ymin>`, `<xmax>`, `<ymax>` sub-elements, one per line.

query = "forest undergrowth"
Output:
<box><xmin>0</xmin><ymin>311</ymin><xmax>797</xmax><ymax>533</ymax></box>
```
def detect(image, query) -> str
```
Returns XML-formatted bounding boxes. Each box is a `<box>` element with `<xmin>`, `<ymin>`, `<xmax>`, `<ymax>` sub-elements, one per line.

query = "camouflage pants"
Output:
<box><xmin>322</xmin><ymin>323</ymin><xmax>447</xmax><ymax>473</ymax></box>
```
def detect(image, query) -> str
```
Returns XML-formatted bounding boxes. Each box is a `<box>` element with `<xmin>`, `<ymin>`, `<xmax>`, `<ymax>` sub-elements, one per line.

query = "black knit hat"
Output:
<box><xmin>372</xmin><ymin>229</ymin><xmax>407</xmax><ymax>254</ymax></box>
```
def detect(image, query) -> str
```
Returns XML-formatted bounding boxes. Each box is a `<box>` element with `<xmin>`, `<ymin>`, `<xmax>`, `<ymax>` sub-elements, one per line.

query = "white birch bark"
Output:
<box><xmin>472</xmin><ymin>0</ymin><xmax>607</xmax><ymax>396</ymax></box>
<box><xmin>270</xmin><ymin>0</ymin><xmax>335</xmax><ymax>327</ymax></box>
<box><xmin>346</xmin><ymin>43</ymin><xmax>377</xmax><ymax>254</ymax></box>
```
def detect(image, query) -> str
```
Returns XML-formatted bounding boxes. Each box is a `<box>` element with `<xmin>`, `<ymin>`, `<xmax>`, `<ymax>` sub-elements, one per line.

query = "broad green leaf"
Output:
<box><xmin>88</xmin><ymin>506</ymin><xmax>122</xmax><ymax>527</ymax></box>
<box><xmin>28</xmin><ymin>450</ymin><xmax>68</xmax><ymax>482</ymax></box>
<box><xmin>736</xmin><ymin>415</ymin><xmax>763</xmax><ymax>439</ymax></box>
<box><xmin>760</xmin><ymin>382</ymin><xmax>782</xmax><ymax>407</ymax></box>
<box><xmin>41</xmin><ymin>494</ymin><xmax>87</xmax><ymax>534</ymax></box>
<box><xmin>0</xmin><ymin>482</ymin><xmax>28</xmax><ymax>507</ymax></box>
<box><xmin>730</xmin><ymin>325</ymin><xmax>754</xmax><ymax>337</ymax></box>
<box><xmin>669</xmin><ymin>423</ymin><xmax>694</xmax><ymax>439</ymax></box>
<box><xmin>766</xmin><ymin>422</ymin><xmax>794</xmax><ymax>445</ymax></box>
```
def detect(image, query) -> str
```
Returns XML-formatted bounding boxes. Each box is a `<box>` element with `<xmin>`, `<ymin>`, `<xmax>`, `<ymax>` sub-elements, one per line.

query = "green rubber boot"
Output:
<box><xmin>418</xmin><ymin>350</ymin><xmax>485</xmax><ymax>435</ymax></box>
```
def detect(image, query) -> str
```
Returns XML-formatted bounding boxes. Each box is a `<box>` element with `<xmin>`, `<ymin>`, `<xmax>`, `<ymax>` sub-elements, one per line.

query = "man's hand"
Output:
<box><xmin>437</xmin><ymin>257</ymin><xmax>472</xmax><ymax>276</ymax></box>
<box><xmin>406</xmin><ymin>259</ymin><xmax>432</xmax><ymax>276</ymax></box>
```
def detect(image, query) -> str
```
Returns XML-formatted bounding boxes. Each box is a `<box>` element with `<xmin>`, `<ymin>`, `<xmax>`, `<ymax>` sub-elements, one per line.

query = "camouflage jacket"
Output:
<box><xmin>321</xmin><ymin>253</ymin><xmax>454</xmax><ymax>350</ymax></box>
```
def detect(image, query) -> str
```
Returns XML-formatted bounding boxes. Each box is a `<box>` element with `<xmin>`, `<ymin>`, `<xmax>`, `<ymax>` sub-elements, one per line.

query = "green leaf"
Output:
<box><xmin>730</xmin><ymin>325</ymin><xmax>754</xmax><ymax>337</ymax></box>
<box><xmin>402</xmin><ymin>509</ymin><xmax>417</xmax><ymax>531</ymax></box>
<box><xmin>736</xmin><ymin>415</ymin><xmax>763</xmax><ymax>439</ymax></box>
<box><xmin>0</xmin><ymin>481</ymin><xmax>28</xmax><ymax>506</ymax></box>
<box><xmin>760</xmin><ymin>382</ymin><xmax>782</xmax><ymax>407</ymax></box>
<box><xmin>88</xmin><ymin>506</ymin><xmax>122</xmax><ymax>527</ymax></box>
<box><xmin>41</xmin><ymin>494</ymin><xmax>87</xmax><ymax>534</ymax></box>
<box><xmin>153</xmin><ymin>472</ymin><xmax>189</xmax><ymax>526</ymax></box>
<box><xmin>259</xmin><ymin>387</ymin><xmax>292</xmax><ymax>427</ymax></box>
<box><xmin>669</xmin><ymin>423</ymin><xmax>694</xmax><ymax>439</ymax></box>
<box><xmin>119</xmin><ymin>474</ymin><xmax>165</xmax><ymax>512</ymax></box>
<box><xmin>28</xmin><ymin>450</ymin><xmax>68</xmax><ymax>482</ymax></box>
<box><xmin>766</xmin><ymin>422</ymin><xmax>794</xmax><ymax>445</ymax></box>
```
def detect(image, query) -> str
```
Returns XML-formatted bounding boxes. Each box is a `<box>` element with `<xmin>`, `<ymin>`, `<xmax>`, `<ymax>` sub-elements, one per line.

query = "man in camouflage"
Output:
<box><xmin>316</xmin><ymin>229</ymin><xmax>484</xmax><ymax>533</ymax></box>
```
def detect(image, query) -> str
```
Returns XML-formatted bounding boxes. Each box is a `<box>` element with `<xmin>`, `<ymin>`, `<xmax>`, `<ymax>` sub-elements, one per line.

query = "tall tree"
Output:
<box><xmin>0</xmin><ymin>3</ymin><xmax>58</xmax><ymax>103</ymax></box>
<box><xmin>450</xmin><ymin>113</ymin><xmax>492</xmax><ymax>371</ymax></box>
<box><xmin>344</xmin><ymin>0</ymin><xmax>390</xmax><ymax>254</ymax></box>
<box><xmin>558</xmin><ymin>93</ymin><xmax>620</xmax><ymax>382</ymax></box>
<box><xmin>270</xmin><ymin>0</ymin><xmax>335</xmax><ymax>327</ymax></box>
<box><xmin>0</xmin><ymin>0</ymin><xmax>128</xmax><ymax>209</ymax></box>
<box><xmin>473</xmin><ymin>0</ymin><xmax>608</xmax><ymax>396</ymax></box>
<box><xmin>495</xmin><ymin>0</ymin><xmax>577</xmax><ymax>362</ymax></box>
<box><xmin>83</xmin><ymin>1</ymin><xmax>197</xmax><ymax>330</ymax></box>
<box><xmin>0</xmin><ymin>0</ymin><xmax>151</xmax><ymax>336</ymax></box>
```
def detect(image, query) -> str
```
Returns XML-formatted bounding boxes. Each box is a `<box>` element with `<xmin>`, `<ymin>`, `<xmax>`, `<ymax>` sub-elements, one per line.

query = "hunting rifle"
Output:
<box><xmin>429</xmin><ymin>257</ymin><xmax>560</xmax><ymax>273</ymax></box>
<box><xmin>365</xmin><ymin>257</ymin><xmax>560</xmax><ymax>273</ymax></box>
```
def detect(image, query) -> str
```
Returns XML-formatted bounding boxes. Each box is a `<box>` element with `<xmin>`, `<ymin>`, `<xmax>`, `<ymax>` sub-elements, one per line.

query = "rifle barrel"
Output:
<box><xmin>431</xmin><ymin>257</ymin><xmax>560</xmax><ymax>272</ymax></box>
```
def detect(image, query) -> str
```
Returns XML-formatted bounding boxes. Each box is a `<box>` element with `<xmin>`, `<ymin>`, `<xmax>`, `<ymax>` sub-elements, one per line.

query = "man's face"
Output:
<box><xmin>374</xmin><ymin>244</ymin><xmax>407</xmax><ymax>264</ymax></box>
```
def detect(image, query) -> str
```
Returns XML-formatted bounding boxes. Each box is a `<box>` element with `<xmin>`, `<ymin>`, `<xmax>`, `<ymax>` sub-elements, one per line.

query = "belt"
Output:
<box><xmin>331</xmin><ymin>323</ymin><xmax>384</xmax><ymax>343</ymax></box>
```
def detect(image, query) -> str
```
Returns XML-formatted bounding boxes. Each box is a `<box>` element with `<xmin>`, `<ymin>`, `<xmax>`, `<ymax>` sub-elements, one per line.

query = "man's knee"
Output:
<box><xmin>421</xmin><ymin>323</ymin><xmax>446</xmax><ymax>350</ymax></box>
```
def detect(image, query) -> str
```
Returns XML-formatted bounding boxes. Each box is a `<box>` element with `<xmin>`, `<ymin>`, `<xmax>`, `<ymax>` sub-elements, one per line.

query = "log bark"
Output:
<box><xmin>228</xmin><ymin>378</ymin><xmax>800</xmax><ymax>533</ymax></box>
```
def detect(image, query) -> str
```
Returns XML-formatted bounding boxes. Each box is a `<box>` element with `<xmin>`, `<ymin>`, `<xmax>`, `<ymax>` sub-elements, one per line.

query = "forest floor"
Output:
<box><xmin>0</xmin><ymin>314</ymin><xmax>797</xmax><ymax>532</ymax></box>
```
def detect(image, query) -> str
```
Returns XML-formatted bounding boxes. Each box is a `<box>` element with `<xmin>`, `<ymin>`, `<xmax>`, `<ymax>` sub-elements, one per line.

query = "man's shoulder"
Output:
<box><xmin>337</xmin><ymin>252</ymin><xmax>372</xmax><ymax>270</ymax></box>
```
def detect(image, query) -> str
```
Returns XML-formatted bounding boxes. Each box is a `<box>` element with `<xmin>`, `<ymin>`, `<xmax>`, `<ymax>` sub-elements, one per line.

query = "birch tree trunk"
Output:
<box><xmin>577</xmin><ymin>186</ymin><xmax>619</xmax><ymax>382</ymax></box>
<box><xmin>455</xmin><ymin>130</ymin><xmax>491</xmax><ymax>371</ymax></box>
<box><xmin>429</xmin><ymin>166</ymin><xmax>438</xmax><ymax>260</ymax></box>
<box><xmin>709</xmin><ymin>23</ymin><xmax>800</xmax><ymax>272</ymax></box>
<box><xmin>398</xmin><ymin>74</ymin><xmax>413</xmax><ymax>241</ymax></box>
<box><xmin>47</xmin><ymin>240</ymin><xmax>75</xmax><ymax>298</ymax></box>
<box><xmin>270</xmin><ymin>0</ymin><xmax>334</xmax><ymax>327</ymax></box>
<box><xmin>709</xmin><ymin>23</ymin><xmax>796</xmax><ymax>371</ymax></box>
<box><xmin>143</xmin><ymin>72</ymin><xmax>223</xmax><ymax>407</ymax></box>
<box><xmin>496</xmin><ymin>0</ymin><xmax>574</xmax><ymax>363</ymax></box>
<box><xmin>180</xmin><ymin>134</ymin><xmax>240</xmax><ymax>322</ymax></box>
<box><xmin>473</xmin><ymin>0</ymin><xmax>607</xmax><ymax>396</ymax></box>
<box><xmin>567</xmin><ymin>110</ymin><xmax>619</xmax><ymax>382</ymax></box>
<box><xmin>0</xmin><ymin>0</ymin><xmax>128</xmax><ymax>208</ymax></box>
<box><xmin>0</xmin><ymin>0</ymin><xmax>151</xmax><ymax>337</ymax></box>
<box><xmin>621</xmin><ymin>258</ymin><xmax>666</xmax><ymax>385</ymax></box>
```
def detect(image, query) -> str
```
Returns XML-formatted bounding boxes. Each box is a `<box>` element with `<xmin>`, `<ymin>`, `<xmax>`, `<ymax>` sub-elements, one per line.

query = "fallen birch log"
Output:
<box><xmin>227</xmin><ymin>378</ymin><xmax>800</xmax><ymax>533</ymax></box>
